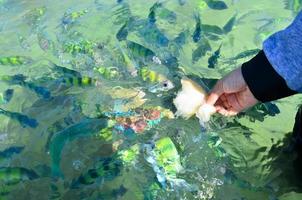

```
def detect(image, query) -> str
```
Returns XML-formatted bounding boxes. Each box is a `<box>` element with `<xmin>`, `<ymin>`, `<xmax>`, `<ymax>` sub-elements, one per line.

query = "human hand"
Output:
<box><xmin>206</xmin><ymin>66</ymin><xmax>259</xmax><ymax>116</ymax></box>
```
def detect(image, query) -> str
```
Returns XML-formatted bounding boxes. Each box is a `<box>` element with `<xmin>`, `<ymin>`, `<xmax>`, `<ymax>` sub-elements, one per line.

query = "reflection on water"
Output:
<box><xmin>0</xmin><ymin>0</ymin><xmax>301</xmax><ymax>199</ymax></box>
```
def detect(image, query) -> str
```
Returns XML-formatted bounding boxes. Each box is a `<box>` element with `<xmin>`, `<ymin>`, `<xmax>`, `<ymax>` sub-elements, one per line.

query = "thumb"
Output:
<box><xmin>206</xmin><ymin>81</ymin><xmax>224</xmax><ymax>106</ymax></box>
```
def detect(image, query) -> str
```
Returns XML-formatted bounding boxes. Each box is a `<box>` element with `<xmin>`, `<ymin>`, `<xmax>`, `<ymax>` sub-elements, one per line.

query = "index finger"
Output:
<box><xmin>206</xmin><ymin>81</ymin><xmax>224</xmax><ymax>105</ymax></box>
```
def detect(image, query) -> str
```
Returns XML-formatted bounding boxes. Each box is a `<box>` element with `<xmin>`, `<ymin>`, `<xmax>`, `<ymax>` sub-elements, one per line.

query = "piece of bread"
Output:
<box><xmin>173</xmin><ymin>77</ymin><xmax>215</xmax><ymax>123</ymax></box>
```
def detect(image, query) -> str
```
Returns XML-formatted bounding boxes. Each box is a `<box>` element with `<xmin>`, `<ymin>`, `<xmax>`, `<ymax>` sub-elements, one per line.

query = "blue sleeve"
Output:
<box><xmin>263</xmin><ymin>11</ymin><xmax>302</xmax><ymax>93</ymax></box>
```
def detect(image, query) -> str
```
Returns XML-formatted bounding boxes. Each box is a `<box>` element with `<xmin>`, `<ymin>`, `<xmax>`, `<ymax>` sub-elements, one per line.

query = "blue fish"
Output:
<box><xmin>49</xmin><ymin>117</ymin><xmax>107</xmax><ymax>178</ymax></box>
<box><xmin>223</xmin><ymin>14</ymin><xmax>237</xmax><ymax>34</ymax></box>
<box><xmin>0</xmin><ymin>108</ymin><xmax>38</xmax><ymax>128</ymax></box>
<box><xmin>208</xmin><ymin>44</ymin><xmax>222</xmax><ymax>68</ymax></box>
<box><xmin>178</xmin><ymin>0</ymin><xmax>187</xmax><ymax>5</ymax></box>
<box><xmin>192</xmin><ymin>39</ymin><xmax>212</xmax><ymax>63</ymax></box>
<box><xmin>205</xmin><ymin>0</ymin><xmax>228</xmax><ymax>10</ymax></box>
<box><xmin>1</xmin><ymin>74</ymin><xmax>51</xmax><ymax>99</ymax></box>
<box><xmin>0</xmin><ymin>146</ymin><xmax>24</xmax><ymax>163</ymax></box>
<box><xmin>192</xmin><ymin>13</ymin><xmax>201</xmax><ymax>43</ymax></box>
<box><xmin>116</xmin><ymin>22</ymin><xmax>128</xmax><ymax>41</ymax></box>
<box><xmin>0</xmin><ymin>89</ymin><xmax>14</xmax><ymax>104</ymax></box>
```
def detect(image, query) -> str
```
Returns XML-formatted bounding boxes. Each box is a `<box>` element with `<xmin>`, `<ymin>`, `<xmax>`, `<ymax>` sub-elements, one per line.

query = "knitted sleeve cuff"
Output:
<box><xmin>241</xmin><ymin>50</ymin><xmax>297</xmax><ymax>102</ymax></box>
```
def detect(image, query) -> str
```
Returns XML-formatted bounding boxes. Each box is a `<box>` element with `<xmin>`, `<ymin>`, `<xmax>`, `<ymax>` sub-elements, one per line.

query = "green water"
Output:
<box><xmin>0</xmin><ymin>0</ymin><xmax>302</xmax><ymax>199</ymax></box>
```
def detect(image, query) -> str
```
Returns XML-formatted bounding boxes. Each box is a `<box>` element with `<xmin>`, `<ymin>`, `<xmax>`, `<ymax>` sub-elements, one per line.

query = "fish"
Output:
<box><xmin>59</xmin><ymin>76</ymin><xmax>99</xmax><ymax>88</ymax></box>
<box><xmin>174</xmin><ymin>31</ymin><xmax>187</xmax><ymax>46</ymax></box>
<box><xmin>208</xmin><ymin>44</ymin><xmax>222</xmax><ymax>68</ymax></box>
<box><xmin>51</xmin><ymin>63</ymin><xmax>82</xmax><ymax>78</ymax></box>
<box><xmin>155</xmin><ymin>5</ymin><xmax>177</xmax><ymax>24</ymax></box>
<box><xmin>138</xmin><ymin>67</ymin><xmax>174</xmax><ymax>93</ymax></box>
<box><xmin>231</xmin><ymin>49</ymin><xmax>260</xmax><ymax>60</ymax></box>
<box><xmin>173</xmin><ymin>77</ymin><xmax>216</xmax><ymax>124</ymax></box>
<box><xmin>49</xmin><ymin>117</ymin><xmax>107</xmax><ymax>177</ymax></box>
<box><xmin>223</xmin><ymin>13</ymin><xmax>237</xmax><ymax>34</ymax></box>
<box><xmin>37</xmin><ymin>30</ymin><xmax>55</xmax><ymax>52</ymax></box>
<box><xmin>118</xmin><ymin>44</ymin><xmax>138</xmax><ymax>76</ymax></box>
<box><xmin>178</xmin><ymin>0</ymin><xmax>187</xmax><ymax>5</ymax></box>
<box><xmin>284</xmin><ymin>0</ymin><xmax>302</xmax><ymax>15</ymax></box>
<box><xmin>116</xmin><ymin>22</ymin><xmax>128</xmax><ymax>41</ymax></box>
<box><xmin>127</xmin><ymin>41</ymin><xmax>156</xmax><ymax>63</ymax></box>
<box><xmin>71</xmin><ymin>155</ymin><xmax>122</xmax><ymax>188</ymax></box>
<box><xmin>204</xmin><ymin>0</ymin><xmax>228</xmax><ymax>10</ymax></box>
<box><xmin>202</xmin><ymin>24</ymin><xmax>224</xmax><ymax>35</ymax></box>
<box><xmin>137</xmin><ymin>20</ymin><xmax>170</xmax><ymax>47</ymax></box>
<box><xmin>148</xmin><ymin>2</ymin><xmax>161</xmax><ymax>24</ymax></box>
<box><xmin>61</xmin><ymin>9</ymin><xmax>88</xmax><ymax>28</ymax></box>
<box><xmin>112</xmin><ymin>2</ymin><xmax>132</xmax><ymax>25</ymax></box>
<box><xmin>63</xmin><ymin>39</ymin><xmax>95</xmax><ymax>56</ymax></box>
<box><xmin>148</xmin><ymin>2</ymin><xmax>176</xmax><ymax>24</ymax></box>
<box><xmin>1</xmin><ymin>74</ymin><xmax>51</xmax><ymax>99</ymax></box>
<box><xmin>0</xmin><ymin>108</ymin><xmax>38</xmax><ymax>128</ymax></box>
<box><xmin>0</xmin><ymin>167</ymin><xmax>39</xmax><ymax>185</ymax></box>
<box><xmin>94</xmin><ymin>66</ymin><xmax>120</xmax><ymax>79</ymax></box>
<box><xmin>192</xmin><ymin>12</ymin><xmax>202</xmax><ymax>43</ymax></box>
<box><xmin>144</xmin><ymin>137</ymin><xmax>195</xmax><ymax>191</ymax></box>
<box><xmin>0</xmin><ymin>146</ymin><xmax>24</xmax><ymax>163</ymax></box>
<box><xmin>192</xmin><ymin>39</ymin><xmax>211</xmax><ymax>63</ymax></box>
<box><xmin>0</xmin><ymin>56</ymin><xmax>32</xmax><ymax>66</ymax></box>
<box><xmin>23</xmin><ymin>6</ymin><xmax>47</xmax><ymax>27</ymax></box>
<box><xmin>0</xmin><ymin>89</ymin><xmax>13</xmax><ymax>104</ymax></box>
<box><xmin>260</xmin><ymin>102</ymin><xmax>280</xmax><ymax>116</ymax></box>
<box><xmin>18</xmin><ymin>34</ymin><xmax>31</xmax><ymax>50</ymax></box>
<box><xmin>112</xmin><ymin>184</ymin><xmax>128</xmax><ymax>198</ymax></box>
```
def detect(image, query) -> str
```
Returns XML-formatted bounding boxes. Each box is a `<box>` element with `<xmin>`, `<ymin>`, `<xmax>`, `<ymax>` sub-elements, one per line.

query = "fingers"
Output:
<box><xmin>206</xmin><ymin>80</ymin><xmax>224</xmax><ymax>106</ymax></box>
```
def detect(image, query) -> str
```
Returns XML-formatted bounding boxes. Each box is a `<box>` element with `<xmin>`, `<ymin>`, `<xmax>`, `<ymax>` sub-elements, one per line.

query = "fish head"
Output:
<box><xmin>148</xmin><ymin>79</ymin><xmax>174</xmax><ymax>93</ymax></box>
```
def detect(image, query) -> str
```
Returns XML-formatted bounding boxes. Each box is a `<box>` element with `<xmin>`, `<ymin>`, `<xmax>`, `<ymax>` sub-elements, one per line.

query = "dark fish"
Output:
<box><xmin>2</xmin><ymin>89</ymin><xmax>14</xmax><ymax>104</ymax></box>
<box><xmin>174</xmin><ymin>31</ymin><xmax>187</xmax><ymax>46</ymax></box>
<box><xmin>205</xmin><ymin>32</ymin><xmax>221</xmax><ymax>41</ymax></box>
<box><xmin>71</xmin><ymin>156</ymin><xmax>122</xmax><ymax>188</ymax></box>
<box><xmin>192</xmin><ymin>39</ymin><xmax>211</xmax><ymax>63</ymax></box>
<box><xmin>116</xmin><ymin>22</ymin><xmax>128</xmax><ymax>41</ymax></box>
<box><xmin>117</xmin><ymin>0</ymin><xmax>123</xmax><ymax>3</ymax></box>
<box><xmin>0</xmin><ymin>108</ymin><xmax>38</xmax><ymax>128</ymax></box>
<box><xmin>112</xmin><ymin>184</ymin><xmax>128</xmax><ymax>198</ymax></box>
<box><xmin>178</xmin><ymin>0</ymin><xmax>187</xmax><ymax>5</ymax></box>
<box><xmin>284</xmin><ymin>0</ymin><xmax>302</xmax><ymax>15</ymax></box>
<box><xmin>156</xmin><ymin>6</ymin><xmax>177</xmax><ymax>24</ymax></box>
<box><xmin>1</xmin><ymin>74</ymin><xmax>51</xmax><ymax>99</ymax></box>
<box><xmin>208</xmin><ymin>44</ymin><xmax>222</xmax><ymax>68</ymax></box>
<box><xmin>223</xmin><ymin>14</ymin><xmax>237</xmax><ymax>34</ymax></box>
<box><xmin>0</xmin><ymin>167</ymin><xmax>39</xmax><ymax>185</ymax></box>
<box><xmin>232</xmin><ymin>49</ymin><xmax>260</xmax><ymax>60</ymax></box>
<box><xmin>140</xmin><ymin>24</ymin><xmax>169</xmax><ymax>47</ymax></box>
<box><xmin>202</xmin><ymin>24</ymin><xmax>224</xmax><ymax>35</ymax></box>
<box><xmin>192</xmin><ymin>13</ymin><xmax>201</xmax><ymax>43</ymax></box>
<box><xmin>258</xmin><ymin>102</ymin><xmax>280</xmax><ymax>117</ymax></box>
<box><xmin>162</xmin><ymin>54</ymin><xmax>179</xmax><ymax>68</ymax></box>
<box><xmin>148</xmin><ymin>2</ymin><xmax>161</xmax><ymax>24</ymax></box>
<box><xmin>112</xmin><ymin>2</ymin><xmax>132</xmax><ymax>25</ymax></box>
<box><xmin>148</xmin><ymin>2</ymin><xmax>176</xmax><ymax>24</ymax></box>
<box><xmin>52</xmin><ymin>63</ymin><xmax>82</xmax><ymax>78</ymax></box>
<box><xmin>127</xmin><ymin>41</ymin><xmax>156</xmax><ymax>61</ymax></box>
<box><xmin>205</xmin><ymin>0</ymin><xmax>228</xmax><ymax>10</ymax></box>
<box><xmin>0</xmin><ymin>146</ymin><xmax>24</xmax><ymax>163</ymax></box>
<box><xmin>49</xmin><ymin>117</ymin><xmax>107</xmax><ymax>177</ymax></box>
<box><xmin>224</xmin><ymin>169</ymin><xmax>259</xmax><ymax>191</ymax></box>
